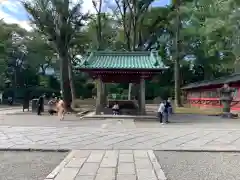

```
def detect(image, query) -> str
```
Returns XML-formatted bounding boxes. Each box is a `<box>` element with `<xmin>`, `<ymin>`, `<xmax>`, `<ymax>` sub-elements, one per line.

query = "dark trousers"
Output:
<box><xmin>158</xmin><ymin>112</ymin><xmax>163</xmax><ymax>123</ymax></box>
<box><xmin>112</xmin><ymin>109</ymin><xmax>119</xmax><ymax>115</ymax></box>
<box><xmin>37</xmin><ymin>105</ymin><xmax>43</xmax><ymax>115</ymax></box>
<box><xmin>48</xmin><ymin>109</ymin><xmax>57</xmax><ymax>115</ymax></box>
<box><xmin>163</xmin><ymin>112</ymin><xmax>168</xmax><ymax>123</ymax></box>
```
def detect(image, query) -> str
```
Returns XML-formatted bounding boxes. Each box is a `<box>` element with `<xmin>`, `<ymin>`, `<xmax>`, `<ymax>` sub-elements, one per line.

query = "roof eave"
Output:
<box><xmin>181</xmin><ymin>82</ymin><xmax>224</xmax><ymax>90</ymax></box>
<box><xmin>75</xmin><ymin>67</ymin><xmax>167</xmax><ymax>71</ymax></box>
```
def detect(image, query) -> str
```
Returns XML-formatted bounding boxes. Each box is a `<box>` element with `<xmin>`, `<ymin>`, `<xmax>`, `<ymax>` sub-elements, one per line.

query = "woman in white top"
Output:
<box><xmin>157</xmin><ymin>101</ymin><xmax>165</xmax><ymax>123</ymax></box>
<box><xmin>112</xmin><ymin>102</ymin><xmax>119</xmax><ymax>115</ymax></box>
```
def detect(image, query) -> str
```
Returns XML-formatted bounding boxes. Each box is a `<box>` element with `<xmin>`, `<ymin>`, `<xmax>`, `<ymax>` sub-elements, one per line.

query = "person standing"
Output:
<box><xmin>157</xmin><ymin>101</ymin><xmax>165</xmax><ymax>123</ymax></box>
<box><xmin>8</xmin><ymin>96</ymin><xmax>13</xmax><ymax>105</ymax></box>
<box><xmin>167</xmin><ymin>98</ymin><xmax>172</xmax><ymax>115</ymax></box>
<box><xmin>0</xmin><ymin>92</ymin><xmax>2</xmax><ymax>104</ymax></box>
<box><xmin>37</xmin><ymin>94</ymin><xmax>45</xmax><ymax>115</ymax></box>
<box><xmin>57</xmin><ymin>97</ymin><xmax>65</xmax><ymax>120</ymax></box>
<box><xmin>164</xmin><ymin>100</ymin><xmax>170</xmax><ymax>123</ymax></box>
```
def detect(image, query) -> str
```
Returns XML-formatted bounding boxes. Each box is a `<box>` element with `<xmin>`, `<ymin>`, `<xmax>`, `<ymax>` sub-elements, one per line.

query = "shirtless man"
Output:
<box><xmin>57</xmin><ymin>98</ymin><xmax>65</xmax><ymax>120</ymax></box>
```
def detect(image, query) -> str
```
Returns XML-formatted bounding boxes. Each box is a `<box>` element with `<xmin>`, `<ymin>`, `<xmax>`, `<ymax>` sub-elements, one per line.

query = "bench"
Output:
<box><xmin>108</xmin><ymin>100</ymin><xmax>138</xmax><ymax>115</ymax></box>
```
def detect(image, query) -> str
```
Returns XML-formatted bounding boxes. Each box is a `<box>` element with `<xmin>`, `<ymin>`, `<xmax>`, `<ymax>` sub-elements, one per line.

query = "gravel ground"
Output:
<box><xmin>0</xmin><ymin>151</ymin><xmax>67</xmax><ymax>180</ymax></box>
<box><xmin>155</xmin><ymin>151</ymin><xmax>240</xmax><ymax>180</ymax></box>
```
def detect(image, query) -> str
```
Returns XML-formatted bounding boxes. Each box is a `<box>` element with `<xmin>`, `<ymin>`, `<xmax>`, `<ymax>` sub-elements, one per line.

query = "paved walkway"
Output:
<box><xmin>3</xmin><ymin>113</ymin><xmax>240</xmax><ymax>129</ymax></box>
<box><xmin>1</xmin><ymin>112</ymin><xmax>240</xmax><ymax>179</ymax></box>
<box><xmin>45</xmin><ymin>150</ymin><xmax>166</xmax><ymax>180</ymax></box>
<box><xmin>0</xmin><ymin>108</ymin><xmax>22</xmax><ymax>115</ymax></box>
<box><xmin>1</xmin><ymin>126</ymin><xmax>240</xmax><ymax>151</ymax></box>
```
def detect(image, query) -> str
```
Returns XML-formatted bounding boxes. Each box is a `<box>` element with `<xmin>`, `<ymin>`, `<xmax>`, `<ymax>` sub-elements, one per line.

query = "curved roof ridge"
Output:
<box><xmin>92</xmin><ymin>51</ymin><xmax>152</xmax><ymax>55</ymax></box>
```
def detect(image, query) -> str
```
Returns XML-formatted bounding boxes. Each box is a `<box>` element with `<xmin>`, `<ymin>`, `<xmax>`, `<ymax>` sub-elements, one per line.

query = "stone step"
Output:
<box><xmin>81</xmin><ymin>114</ymin><xmax>158</xmax><ymax>121</ymax></box>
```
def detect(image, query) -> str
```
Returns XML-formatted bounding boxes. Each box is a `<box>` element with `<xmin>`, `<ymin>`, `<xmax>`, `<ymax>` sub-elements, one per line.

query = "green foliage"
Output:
<box><xmin>28</xmin><ymin>86</ymin><xmax>59</xmax><ymax>99</ymax></box>
<box><xmin>23</xmin><ymin>0</ymin><xmax>90</xmax><ymax>107</ymax></box>
<box><xmin>39</xmin><ymin>75</ymin><xmax>49</xmax><ymax>87</ymax></box>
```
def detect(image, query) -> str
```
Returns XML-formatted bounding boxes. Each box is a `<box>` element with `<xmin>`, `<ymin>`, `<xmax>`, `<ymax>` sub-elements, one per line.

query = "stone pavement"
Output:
<box><xmin>0</xmin><ymin>108</ymin><xmax>22</xmax><ymax>115</ymax></box>
<box><xmin>45</xmin><ymin>150</ymin><xmax>166</xmax><ymax>180</ymax></box>
<box><xmin>4</xmin><ymin>113</ymin><xmax>240</xmax><ymax>129</ymax></box>
<box><xmin>1</xmin><ymin>126</ymin><xmax>240</xmax><ymax>151</ymax></box>
<box><xmin>1</xmin><ymin>113</ymin><xmax>240</xmax><ymax>180</ymax></box>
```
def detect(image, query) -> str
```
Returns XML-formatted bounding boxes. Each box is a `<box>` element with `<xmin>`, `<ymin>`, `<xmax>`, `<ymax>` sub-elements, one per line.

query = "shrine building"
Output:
<box><xmin>182</xmin><ymin>73</ymin><xmax>240</xmax><ymax>111</ymax></box>
<box><xmin>76</xmin><ymin>51</ymin><xmax>167</xmax><ymax>115</ymax></box>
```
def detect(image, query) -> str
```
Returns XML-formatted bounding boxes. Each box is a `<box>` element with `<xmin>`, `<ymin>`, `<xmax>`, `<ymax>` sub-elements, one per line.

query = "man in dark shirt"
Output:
<box><xmin>37</xmin><ymin>94</ymin><xmax>45</xmax><ymax>115</ymax></box>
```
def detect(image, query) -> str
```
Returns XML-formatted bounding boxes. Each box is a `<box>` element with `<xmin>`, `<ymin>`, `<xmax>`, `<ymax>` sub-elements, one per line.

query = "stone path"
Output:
<box><xmin>0</xmin><ymin>108</ymin><xmax>22</xmax><ymax>115</ymax></box>
<box><xmin>1</xmin><ymin>126</ymin><xmax>240</xmax><ymax>151</ymax></box>
<box><xmin>1</xmin><ymin>113</ymin><xmax>240</xmax><ymax>180</ymax></box>
<box><xmin>45</xmin><ymin>150</ymin><xmax>166</xmax><ymax>180</ymax></box>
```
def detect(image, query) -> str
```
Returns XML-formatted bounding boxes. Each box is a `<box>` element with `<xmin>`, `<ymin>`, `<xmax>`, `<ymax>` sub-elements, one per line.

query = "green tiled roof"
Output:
<box><xmin>77</xmin><ymin>51</ymin><xmax>167</xmax><ymax>70</ymax></box>
<box><xmin>182</xmin><ymin>73</ymin><xmax>240</xmax><ymax>90</ymax></box>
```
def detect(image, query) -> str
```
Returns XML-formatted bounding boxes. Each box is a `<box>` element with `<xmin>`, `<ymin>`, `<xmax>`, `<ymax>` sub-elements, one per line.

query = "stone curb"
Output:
<box><xmin>2</xmin><ymin>147</ymin><xmax>240</xmax><ymax>153</ymax></box>
<box><xmin>0</xmin><ymin>148</ymin><xmax>69</xmax><ymax>152</ymax></box>
<box><xmin>156</xmin><ymin>149</ymin><xmax>240</xmax><ymax>152</ymax></box>
<box><xmin>45</xmin><ymin>150</ymin><xmax>75</xmax><ymax>179</ymax></box>
<box><xmin>0</xmin><ymin>108</ymin><xmax>20</xmax><ymax>111</ymax></box>
<box><xmin>76</xmin><ymin>110</ymin><xmax>92</xmax><ymax>117</ymax></box>
<box><xmin>148</xmin><ymin>150</ymin><xmax>167</xmax><ymax>180</ymax></box>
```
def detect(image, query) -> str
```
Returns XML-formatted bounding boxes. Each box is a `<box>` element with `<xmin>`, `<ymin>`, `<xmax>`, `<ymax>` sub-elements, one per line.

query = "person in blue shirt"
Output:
<box><xmin>167</xmin><ymin>98</ymin><xmax>173</xmax><ymax>115</ymax></box>
<box><xmin>163</xmin><ymin>100</ymin><xmax>170</xmax><ymax>123</ymax></box>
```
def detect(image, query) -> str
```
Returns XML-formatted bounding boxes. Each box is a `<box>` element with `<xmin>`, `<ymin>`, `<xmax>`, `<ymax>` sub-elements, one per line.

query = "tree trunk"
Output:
<box><xmin>59</xmin><ymin>51</ymin><xmax>72</xmax><ymax>110</ymax></box>
<box><xmin>174</xmin><ymin>0</ymin><xmax>182</xmax><ymax>107</ymax></box>
<box><xmin>68</xmin><ymin>60</ymin><xmax>76</xmax><ymax>108</ymax></box>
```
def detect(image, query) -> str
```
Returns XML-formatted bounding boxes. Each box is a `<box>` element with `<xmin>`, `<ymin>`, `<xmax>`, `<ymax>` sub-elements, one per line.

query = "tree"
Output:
<box><xmin>23</xmin><ymin>0</ymin><xmax>88</xmax><ymax>109</ymax></box>
<box><xmin>25</xmin><ymin>33</ymin><xmax>56</xmax><ymax>74</ymax></box>
<box><xmin>197</xmin><ymin>0</ymin><xmax>240</xmax><ymax>72</ymax></box>
<box><xmin>171</xmin><ymin>0</ymin><xmax>182</xmax><ymax>107</ymax></box>
<box><xmin>161</xmin><ymin>0</ymin><xmax>236</xmax><ymax>105</ymax></box>
<box><xmin>92</xmin><ymin>0</ymin><xmax>103</xmax><ymax>50</ymax></box>
<box><xmin>178</xmin><ymin>0</ymin><xmax>238</xmax><ymax>78</ymax></box>
<box><xmin>85</xmin><ymin>13</ymin><xmax>120</xmax><ymax>50</ymax></box>
<box><xmin>0</xmin><ymin>21</ymin><xmax>33</xmax><ymax>88</ymax></box>
<box><xmin>113</xmin><ymin>0</ymin><xmax>159</xmax><ymax>99</ymax></box>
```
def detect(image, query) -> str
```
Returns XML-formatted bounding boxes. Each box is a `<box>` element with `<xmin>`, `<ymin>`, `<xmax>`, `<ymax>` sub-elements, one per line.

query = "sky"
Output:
<box><xmin>0</xmin><ymin>0</ymin><xmax>170</xmax><ymax>31</ymax></box>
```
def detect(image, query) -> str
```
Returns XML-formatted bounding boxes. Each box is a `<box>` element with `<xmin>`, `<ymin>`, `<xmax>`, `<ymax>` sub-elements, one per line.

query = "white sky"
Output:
<box><xmin>0</xmin><ymin>0</ymin><xmax>96</xmax><ymax>31</ymax></box>
<box><xmin>0</xmin><ymin>0</ymin><xmax>167</xmax><ymax>31</ymax></box>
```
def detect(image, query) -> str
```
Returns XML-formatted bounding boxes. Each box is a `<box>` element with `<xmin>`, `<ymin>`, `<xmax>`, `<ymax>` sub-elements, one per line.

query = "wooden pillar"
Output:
<box><xmin>96</xmin><ymin>77</ymin><xmax>103</xmax><ymax>115</ymax></box>
<box><xmin>139</xmin><ymin>77</ymin><xmax>146</xmax><ymax>115</ymax></box>
<box><xmin>102</xmin><ymin>83</ymin><xmax>107</xmax><ymax>106</ymax></box>
<box><xmin>137</xmin><ymin>84</ymin><xmax>141</xmax><ymax>114</ymax></box>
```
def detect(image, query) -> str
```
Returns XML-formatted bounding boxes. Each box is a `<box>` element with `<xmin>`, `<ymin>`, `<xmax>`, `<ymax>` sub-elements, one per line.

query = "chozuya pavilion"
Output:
<box><xmin>77</xmin><ymin>51</ymin><xmax>167</xmax><ymax>115</ymax></box>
